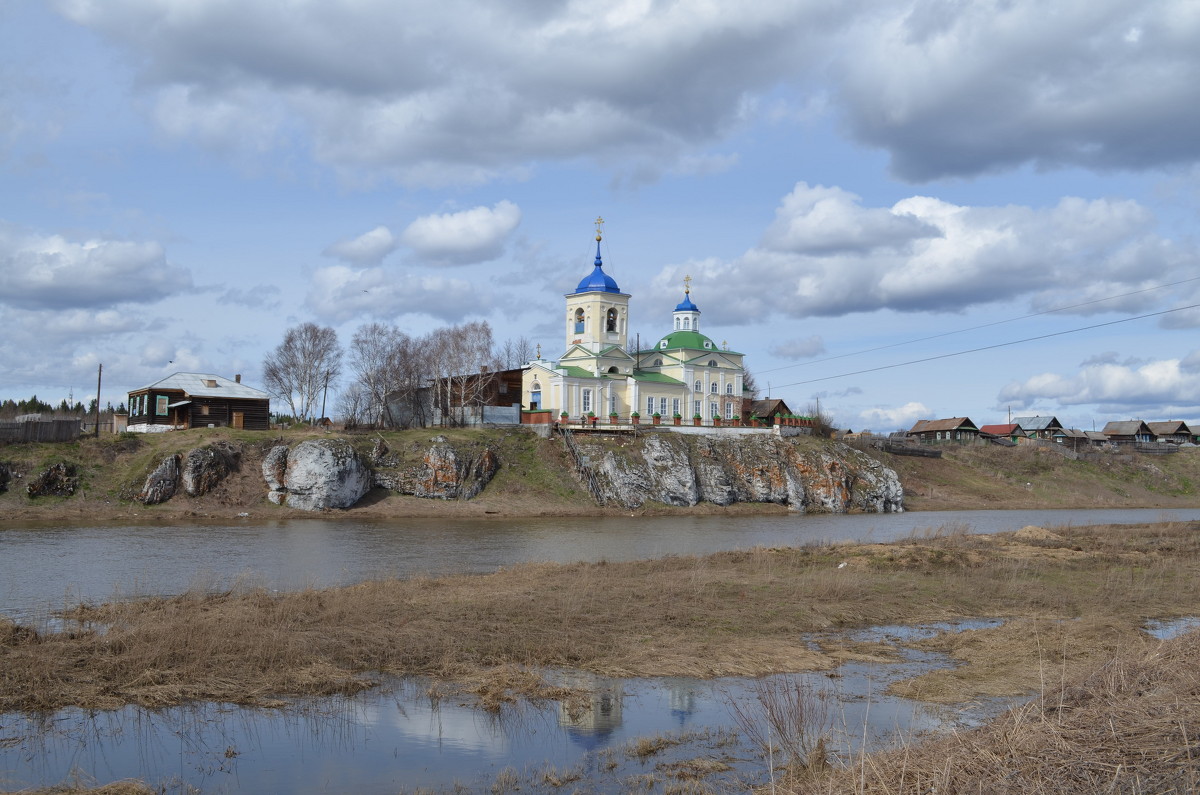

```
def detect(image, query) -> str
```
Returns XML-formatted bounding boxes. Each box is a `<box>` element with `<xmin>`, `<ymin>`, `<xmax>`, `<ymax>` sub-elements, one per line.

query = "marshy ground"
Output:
<box><xmin>4</xmin><ymin>520</ymin><xmax>1200</xmax><ymax>792</ymax></box>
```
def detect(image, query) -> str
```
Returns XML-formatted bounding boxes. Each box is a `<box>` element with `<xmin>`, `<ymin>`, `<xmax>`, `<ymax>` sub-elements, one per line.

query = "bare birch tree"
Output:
<box><xmin>429</xmin><ymin>321</ymin><xmax>496</xmax><ymax>425</ymax></box>
<box><xmin>497</xmin><ymin>336</ymin><xmax>534</xmax><ymax>369</ymax></box>
<box><xmin>347</xmin><ymin>322</ymin><xmax>431</xmax><ymax>428</ymax></box>
<box><xmin>262</xmin><ymin>323</ymin><xmax>342</xmax><ymax>422</ymax></box>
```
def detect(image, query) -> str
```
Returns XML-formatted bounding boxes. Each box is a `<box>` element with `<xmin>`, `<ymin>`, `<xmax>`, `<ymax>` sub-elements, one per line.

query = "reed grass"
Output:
<box><xmin>3</xmin><ymin>522</ymin><xmax>1200</xmax><ymax>712</ymax></box>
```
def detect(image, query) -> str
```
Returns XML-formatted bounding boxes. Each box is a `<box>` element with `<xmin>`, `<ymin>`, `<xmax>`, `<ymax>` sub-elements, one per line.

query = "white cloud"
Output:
<box><xmin>667</xmin><ymin>184</ymin><xmax>1197</xmax><ymax>325</ymax></box>
<box><xmin>400</xmin><ymin>202</ymin><xmax>521</xmax><ymax>266</ymax></box>
<box><xmin>305</xmin><ymin>264</ymin><xmax>490</xmax><ymax>323</ymax></box>
<box><xmin>52</xmin><ymin>1</ymin><xmax>1200</xmax><ymax>185</ymax></box>
<box><xmin>836</xmin><ymin>0</ymin><xmax>1200</xmax><ymax>179</ymax></box>
<box><xmin>0</xmin><ymin>224</ymin><xmax>193</xmax><ymax>310</ymax></box>
<box><xmin>768</xmin><ymin>335</ymin><xmax>826</xmax><ymax>360</ymax></box>
<box><xmin>858</xmin><ymin>401</ymin><xmax>930</xmax><ymax>431</ymax></box>
<box><xmin>323</xmin><ymin>225</ymin><xmax>397</xmax><ymax>265</ymax></box>
<box><xmin>997</xmin><ymin>353</ymin><xmax>1200</xmax><ymax>412</ymax></box>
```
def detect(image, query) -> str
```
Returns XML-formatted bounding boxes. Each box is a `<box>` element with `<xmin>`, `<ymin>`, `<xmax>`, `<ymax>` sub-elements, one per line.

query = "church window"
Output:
<box><xmin>708</xmin><ymin>360</ymin><xmax>717</xmax><ymax>367</ymax></box>
<box><xmin>675</xmin><ymin>317</ymin><xmax>680</xmax><ymax>330</ymax></box>
<box><xmin>660</xmin><ymin>397</ymin><xmax>668</xmax><ymax>415</ymax></box>
<box><xmin>606</xmin><ymin>308</ymin><xmax>618</xmax><ymax>332</ymax></box>
<box><xmin>694</xmin><ymin>400</ymin><xmax>701</xmax><ymax>415</ymax></box>
<box><xmin>710</xmin><ymin>382</ymin><xmax>718</xmax><ymax>393</ymax></box>
<box><xmin>726</xmin><ymin>402</ymin><xmax>734</xmax><ymax>419</ymax></box>
<box><xmin>660</xmin><ymin>340</ymin><xmax>667</xmax><ymax>349</ymax></box>
<box><xmin>694</xmin><ymin>380</ymin><xmax>701</xmax><ymax>392</ymax></box>
<box><xmin>582</xmin><ymin>389</ymin><xmax>592</xmax><ymax>413</ymax></box>
<box><xmin>609</xmin><ymin>393</ymin><xmax>617</xmax><ymax>415</ymax></box>
<box><xmin>653</xmin><ymin>358</ymin><xmax>663</xmax><ymax>366</ymax></box>
<box><xmin>647</xmin><ymin>396</ymin><xmax>655</xmax><ymax>415</ymax></box>
<box><xmin>710</xmin><ymin>401</ymin><xmax>718</xmax><ymax>418</ymax></box>
<box><xmin>726</xmin><ymin>383</ymin><xmax>733</xmax><ymax>395</ymax></box>
<box><xmin>672</xmin><ymin>398</ymin><xmax>680</xmax><ymax>416</ymax></box>
<box><xmin>574</xmin><ymin>308</ymin><xmax>585</xmax><ymax>334</ymax></box>
<box><xmin>531</xmin><ymin>381</ymin><xmax>542</xmax><ymax>391</ymax></box>
<box><xmin>704</xmin><ymin>341</ymin><xmax>711</xmax><ymax>348</ymax></box>
<box><xmin>608</xmin><ymin>366</ymin><xmax>619</xmax><ymax>373</ymax></box>
<box><xmin>683</xmin><ymin>318</ymin><xmax>691</xmax><ymax>329</ymax></box>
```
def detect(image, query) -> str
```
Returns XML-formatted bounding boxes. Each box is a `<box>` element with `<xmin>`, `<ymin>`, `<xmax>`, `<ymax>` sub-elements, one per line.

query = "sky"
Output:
<box><xmin>2</xmin><ymin>0</ymin><xmax>1199</xmax><ymax>432</ymax></box>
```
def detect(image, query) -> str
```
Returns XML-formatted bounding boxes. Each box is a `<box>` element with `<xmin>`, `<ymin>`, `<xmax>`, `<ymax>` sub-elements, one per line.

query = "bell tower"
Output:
<box><xmin>564</xmin><ymin>216</ymin><xmax>630</xmax><ymax>354</ymax></box>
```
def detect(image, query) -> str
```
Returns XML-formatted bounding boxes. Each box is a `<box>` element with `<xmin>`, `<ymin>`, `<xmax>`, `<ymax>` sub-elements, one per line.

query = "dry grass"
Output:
<box><xmin>784</xmin><ymin>627</ymin><xmax>1200</xmax><ymax>794</ymax></box>
<box><xmin>3</xmin><ymin>522</ymin><xmax>1200</xmax><ymax>712</ymax></box>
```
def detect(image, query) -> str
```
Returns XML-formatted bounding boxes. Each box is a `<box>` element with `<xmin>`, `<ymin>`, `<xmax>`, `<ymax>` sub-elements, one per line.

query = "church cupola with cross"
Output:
<box><xmin>672</xmin><ymin>275</ymin><xmax>701</xmax><ymax>333</ymax></box>
<box><xmin>563</xmin><ymin>216</ymin><xmax>630</xmax><ymax>354</ymax></box>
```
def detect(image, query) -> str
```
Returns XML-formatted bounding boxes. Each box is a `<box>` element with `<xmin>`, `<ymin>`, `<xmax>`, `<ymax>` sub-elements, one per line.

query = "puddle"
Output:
<box><xmin>0</xmin><ymin>623</ymin><xmax>1018</xmax><ymax>793</ymax></box>
<box><xmin>1143</xmin><ymin>616</ymin><xmax>1200</xmax><ymax>640</ymax></box>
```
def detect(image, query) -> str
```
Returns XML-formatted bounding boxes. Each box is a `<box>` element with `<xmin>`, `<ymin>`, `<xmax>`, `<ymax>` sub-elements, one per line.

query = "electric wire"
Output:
<box><xmin>769</xmin><ymin>302</ymin><xmax>1200</xmax><ymax>391</ymax></box>
<box><xmin>757</xmin><ymin>275</ymin><xmax>1200</xmax><ymax>375</ymax></box>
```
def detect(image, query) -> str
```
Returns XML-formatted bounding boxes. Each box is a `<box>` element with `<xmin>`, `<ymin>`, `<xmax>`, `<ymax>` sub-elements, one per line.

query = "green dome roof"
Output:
<box><xmin>654</xmin><ymin>330</ymin><xmax>718</xmax><ymax>351</ymax></box>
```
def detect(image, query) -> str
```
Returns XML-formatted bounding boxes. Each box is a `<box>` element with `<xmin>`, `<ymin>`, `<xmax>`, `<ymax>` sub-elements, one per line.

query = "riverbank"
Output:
<box><xmin>2</xmin><ymin>427</ymin><xmax>1199</xmax><ymax>524</ymax></box>
<box><xmin>5</xmin><ymin>520</ymin><xmax>1199</xmax><ymax>713</ymax></box>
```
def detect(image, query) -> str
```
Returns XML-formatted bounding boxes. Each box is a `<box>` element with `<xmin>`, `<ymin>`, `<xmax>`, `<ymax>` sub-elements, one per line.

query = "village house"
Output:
<box><xmin>979</xmin><ymin>423</ymin><xmax>1028</xmax><ymax>444</ymax></box>
<box><xmin>1101</xmin><ymin>420</ymin><xmax>1156</xmax><ymax>445</ymax></box>
<box><xmin>907</xmin><ymin>417</ymin><xmax>980</xmax><ymax>444</ymax></box>
<box><xmin>1147</xmin><ymin>421</ymin><xmax>1196</xmax><ymax>445</ymax></box>
<box><xmin>127</xmin><ymin>373</ymin><xmax>270</xmax><ymax>432</ymax></box>
<box><xmin>1011</xmin><ymin>415</ymin><xmax>1064</xmax><ymax>441</ymax></box>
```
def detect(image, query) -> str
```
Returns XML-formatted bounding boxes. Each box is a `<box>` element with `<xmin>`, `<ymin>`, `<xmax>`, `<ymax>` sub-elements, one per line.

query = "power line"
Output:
<box><xmin>758</xmin><ymin>275</ymin><xmax>1200</xmax><ymax>376</ymax></box>
<box><xmin>771</xmin><ymin>302</ymin><xmax>1200</xmax><ymax>391</ymax></box>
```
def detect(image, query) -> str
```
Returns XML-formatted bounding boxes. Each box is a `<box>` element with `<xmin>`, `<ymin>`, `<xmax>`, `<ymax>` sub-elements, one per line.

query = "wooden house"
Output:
<box><xmin>1147</xmin><ymin>421</ymin><xmax>1195</xmax><ymax>445</ymax></box>
<box><xmin>1101</xmin><ymin>420</ymin><xmax>1155</xmax><ymax>445</ymax></box>
<box><xmin>1011</xmin><ymin>415</ymin><xmax>1064</xmax><ymax>440</ymax></box>
<box><xmin>127</xmin><ymin>373</ymin><xmax>270</xmax><ymax>432</ymax></box>
<box><xmin>979</xmin><ymin>423</ymin><xmax>1027</xmax><ymax>444</ymax></box>
<box><xmin>907</xmin><ymin>417</ymin><xmax>980</xmax><ymax>444</ymax></box>
<box><xmin>747</xmin><ymin>398</ymin><xmax>793</xmax><ymax>424</ymax></box>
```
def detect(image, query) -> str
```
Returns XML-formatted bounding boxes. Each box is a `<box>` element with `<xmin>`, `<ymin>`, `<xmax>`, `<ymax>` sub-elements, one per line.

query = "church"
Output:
<box><xmin>522</xmin><ymin>219</ymin><xmax>747</xmax><ymax>422</ymax></box>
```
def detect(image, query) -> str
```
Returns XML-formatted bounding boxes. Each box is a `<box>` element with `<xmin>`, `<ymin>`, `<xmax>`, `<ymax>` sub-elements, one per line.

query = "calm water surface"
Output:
<box><xmin>2</xmin><ymin>508</ymin><xmax>1198</xmax><ymax>623</ymax></box>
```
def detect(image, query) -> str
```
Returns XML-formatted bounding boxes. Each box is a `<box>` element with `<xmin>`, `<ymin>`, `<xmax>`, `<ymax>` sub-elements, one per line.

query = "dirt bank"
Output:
<box><xmin>1</xmin><ymin>427</ymin><xmax>1198</xmax><ymax>525</ymax></box>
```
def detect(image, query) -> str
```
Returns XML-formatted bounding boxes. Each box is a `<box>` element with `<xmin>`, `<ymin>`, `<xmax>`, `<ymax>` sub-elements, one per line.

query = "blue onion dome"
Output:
<box><xmin>675</xmin><ymin>292</ymin><xmax>698</xmax><ymax>312</ymax></box>
<box><xmin>574</xmin><ymin>235</ymin><xmax>621</xmax><ymax>293</ymax></box>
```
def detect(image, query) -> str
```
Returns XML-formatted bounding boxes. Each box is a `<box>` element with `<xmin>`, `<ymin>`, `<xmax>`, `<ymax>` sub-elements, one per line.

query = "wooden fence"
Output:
<box><xmin>0</xmin><ymin>419</ymin><xmax>82</xmax><ymax>443</ymax></box>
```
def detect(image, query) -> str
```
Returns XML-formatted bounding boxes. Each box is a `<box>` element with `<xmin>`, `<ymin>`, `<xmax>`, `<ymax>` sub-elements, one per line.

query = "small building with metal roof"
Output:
<box><xmin>127</xmin><ymin>372</ymin><xmax>270</xmax><ymax>432</ymax></box>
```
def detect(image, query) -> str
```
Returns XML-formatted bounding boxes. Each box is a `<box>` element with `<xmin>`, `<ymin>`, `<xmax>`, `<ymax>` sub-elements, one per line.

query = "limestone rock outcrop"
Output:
<box><xmin>372</xmin><ymin>436</ymin><xmax>500</xmax><ymax>499</ymax></box>
<box><xmin>25</xmin><ymin>462</ymin><xmax>78</xmax><ymax>498</ymax></box>
<box><xmin>574</xmin><ymin>433</ymin><xmax>902</xmax><ymax>512</ymax></box>
<box><xmin>182</xmin><ymin>442</ymin><xmax>240</xmax><ymax>497</ymax></box>
<box><xmin>138</xmin><ymin>455</ymin><xmax>181</xmax><ymax>505</ymax></box>
<box><xmin>262</xmin><ymin>438</ymin><xmax>372</xmax><ymax>510</ymax></box>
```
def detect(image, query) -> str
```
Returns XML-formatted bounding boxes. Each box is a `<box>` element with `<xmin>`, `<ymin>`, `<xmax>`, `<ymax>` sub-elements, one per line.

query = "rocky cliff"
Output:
<box><xmin>572</xmin><ymin>432</ymin><xmax>903</xmax><ymax>512</ymax></box>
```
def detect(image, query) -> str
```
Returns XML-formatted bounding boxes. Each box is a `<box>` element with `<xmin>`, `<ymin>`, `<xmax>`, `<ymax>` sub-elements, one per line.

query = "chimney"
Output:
<box><xmin>235</xmin><ymin>374</ymin><xmax>241</xmax><ymax>383</ymax></box>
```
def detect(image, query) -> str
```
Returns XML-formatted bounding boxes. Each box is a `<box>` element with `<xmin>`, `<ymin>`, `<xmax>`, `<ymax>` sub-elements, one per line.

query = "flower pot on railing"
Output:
<box><xmin>560</xmin><ymin>412</ymin><xmax>569</xmax><ymax>424</ymax></box>
<box><xmin>631</xmin><ymin>413</ymin><xmax>640</xmax><ymax>425</ymax></box>
<box><xmin>693</xmin><ymin>415</ymin><xmax>703</xmax><ymax>426</ymax></box>
<box><xmin>673</xmin><ymin>414</ymin><xmax>682</xmax><ymax>426</ymax></box>
<box><xmin>713</xmin><ymin>416</ymin><xmax>722</xmax><ymax>427</ymax></box>
<box><xmin>609</xmin><ymin>414</ymin><xmax>619</xmax><ymax>425</ymax></box>
<box><xmin>652</xmin><ymin>413</ymin><xmax>661</xmax><ymax>425</ymax></box>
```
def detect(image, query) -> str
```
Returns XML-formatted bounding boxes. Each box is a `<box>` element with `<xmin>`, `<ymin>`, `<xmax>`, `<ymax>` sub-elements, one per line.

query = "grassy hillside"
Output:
<box><xmin>1</xmin><ymin>428</ymin><xmax>1197</xmax><ymax>524</ymax></box>
<box><xmin>875</xmin><ymin>441</ymin><xmax>1200</xmax><ymax>510</ymax></box>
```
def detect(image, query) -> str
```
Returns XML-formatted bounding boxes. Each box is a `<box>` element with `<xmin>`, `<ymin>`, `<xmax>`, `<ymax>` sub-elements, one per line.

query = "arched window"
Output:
<box><xmin>710</xmin><ymin>382</ymin><xmax>718</xmax><ymax>393</ymax></box>
<box><xmin>574</xmin><ymin>308</ymin><xmax>585</xmax><ymax>334</ymax></box>
<box><xmin>726</xmin><ymin>383</ymin><xmax>733</xmax><ymax>395</ymax></box>
<box><xmin>694</xmin><ymin>380</ymin><xmax>702</xmax><ymax>392</ymax></box>
<box><xmin>607</xmin><ymin>366</ymin><xmax>619</xmax><ymax>374</ymax></box>
<box><xmin>708</xmin><ymin>360</ymin><xmax>717</xmax><ymax>367</ymax></box>
<box><xmin>683</xmin><ymin>318</ymin><xmax>691</xmax><ymax>329</ymax></box>
<box><xmin>674</xmin><ymin>317</ymin><xmax>680</xmax><ymax>330</ymax></box>
<box><xmin>606</xmin><ymin>308</ymin><xmax>617</xmax><ymax>332</ymax></box>
<box><xmin>653</xmin><ymin>358</ymin><xmax>663</xmax><ymax>366</ymax></box>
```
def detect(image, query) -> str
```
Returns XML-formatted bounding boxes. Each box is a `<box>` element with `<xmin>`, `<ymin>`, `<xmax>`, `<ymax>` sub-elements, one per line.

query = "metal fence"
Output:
<box><xmin>0</xmin><ymin>419</ymin><xmax>82</xmax><ymax>443</ymax></box>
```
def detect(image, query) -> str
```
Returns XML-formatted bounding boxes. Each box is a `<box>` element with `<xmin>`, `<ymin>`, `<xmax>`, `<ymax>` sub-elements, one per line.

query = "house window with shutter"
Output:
<box><xmin>156</xmin><ymin>396</ymin><xmax>168</xmax><ymax>416</ymax></box>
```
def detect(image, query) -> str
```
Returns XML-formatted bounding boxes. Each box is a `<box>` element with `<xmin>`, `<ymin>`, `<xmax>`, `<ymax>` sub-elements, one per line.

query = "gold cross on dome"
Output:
<box><xmin>683</xmin><ymin>274</ymin><xmax>692</xmax><ymax>293</ymax></box>
<box><xmin>594</xmin><ymin>216</ymin><xmax>604</xmax><ymax>241</ymax></box>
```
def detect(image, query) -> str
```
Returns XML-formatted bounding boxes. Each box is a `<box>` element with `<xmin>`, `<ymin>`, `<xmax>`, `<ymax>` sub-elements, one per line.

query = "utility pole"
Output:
<box><xmin>320</xmin><ymin>370</ymin><xmax>330</xmax><ymax>424</ymax></box>
<box><xmin>94</xmin><ymin>363</ymin><xmax>102</xmax><ymax>437</ymax></box>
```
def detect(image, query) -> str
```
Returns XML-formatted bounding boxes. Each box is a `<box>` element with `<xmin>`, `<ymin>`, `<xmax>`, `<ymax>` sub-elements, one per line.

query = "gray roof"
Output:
<box><xmin>1102</xmin><ymin>420</ymin><xmax>1151</xmax><ymax>437</ymax></box>
<box><xmin>1012</xmin><ymin>415</ymin><xmax>1061</xmax><ymax>431</ymax></box>
<box><xmin>132</xmin><ymin>372</ymin><xmax>270</xmax><ymax>400</ymax></box>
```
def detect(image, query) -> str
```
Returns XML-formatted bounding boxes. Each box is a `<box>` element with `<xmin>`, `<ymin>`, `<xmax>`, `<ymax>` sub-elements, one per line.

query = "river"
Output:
<box><xmin>3</xmin><ymin>507</ymin><xmax>1199</xmax><ymax>623</ymax></box>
